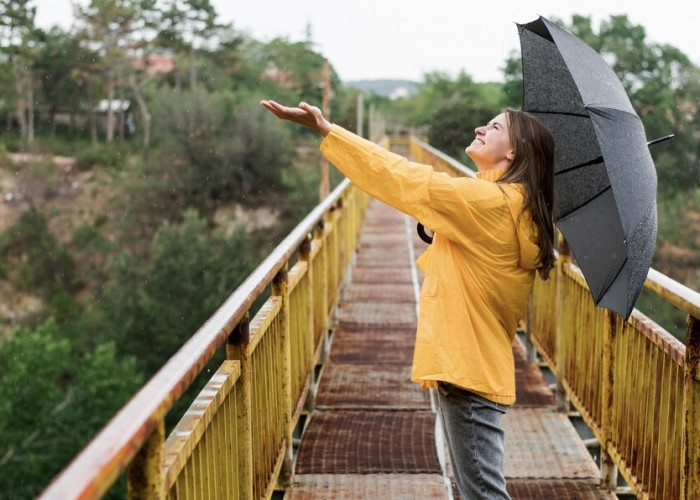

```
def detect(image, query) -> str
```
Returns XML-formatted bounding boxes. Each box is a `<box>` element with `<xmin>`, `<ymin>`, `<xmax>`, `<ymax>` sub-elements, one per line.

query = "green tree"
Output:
<box><xmin>0</xmin><ymin>209</ymin><xmax>79</xmax><ymax>299</ymax></box>
<box><xmin>157</xmin><ymin>0</ymin><xmax>226</xmax><ymax>90</ymax></box>
<box><xmin>378</xmin><ymin>71</ymin><xmax>505</xmax><ymax>130</ymax></box>
<box><xmin>0</xmin><ymin>0</ymin><xmax>38</xmax><ymax>144</ymax></box>
<box><xmin>74</xmin><ymin>0</ymin><xmax>143</xmax><ymax>142</ymax></box>
<box><xmin>33</xmin><ymin>26</ymin><xmax>97</xmax><ymax>137</ymax></box>
<box><xmin>428</xmin><ymin>103</ymin><xmax>496</xmax><ymax>164</ymax></box>
<box><xmin>500</xmin><ymin>50</ymin><xmax>523</xmax><ymax>108</ymax></box>
<box><xmin>152</xmin><ymin>91</ymin><xmax>294</xmax><ymax>205</ymax></box>
<box><xmin>123</xmin><ymin>0</ymin><xmax>162</xmax><ymax>156</ymax></box>
<box><xmin>0</xmin><ymin>319</ymin><xmax>143</xmax><ymax>498</ymax></box>
<box><xmin>102</xmin><ymin>209</ymin><xmax>255</xmax><ymax>375</ymax></box>
<box><xmin>261</xmin><ymin>38</ymin><xmax>342</xmax><ymax>110</ymax></box>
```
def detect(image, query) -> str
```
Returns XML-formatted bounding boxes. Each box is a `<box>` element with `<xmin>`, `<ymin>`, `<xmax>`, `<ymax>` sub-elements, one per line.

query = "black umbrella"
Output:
<box><xmin>517</xmin><ymin>16</ymin><xmax>663</xmax><ymax>319</ymax></box>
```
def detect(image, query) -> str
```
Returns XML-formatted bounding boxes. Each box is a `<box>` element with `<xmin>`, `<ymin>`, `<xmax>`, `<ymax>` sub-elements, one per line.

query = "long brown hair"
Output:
<box><xmin>498</xmin><ymin>109</ymin><xmax>556</xmax><ymax>280</ymax></box>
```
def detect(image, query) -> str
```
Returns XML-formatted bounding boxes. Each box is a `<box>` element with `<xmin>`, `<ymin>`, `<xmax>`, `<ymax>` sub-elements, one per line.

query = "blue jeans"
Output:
<box><xmin>437</xmin><ymin>382</ymin><xmax>511</xmax><ymax>500</ymax></box>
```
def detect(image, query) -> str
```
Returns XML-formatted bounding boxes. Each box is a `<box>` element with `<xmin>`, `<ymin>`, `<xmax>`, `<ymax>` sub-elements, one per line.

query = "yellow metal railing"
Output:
<box><xmin>407</xmin><ymin>135</ymin><xmax>700</xmax><ymax>499</ymax></box>
<box><xmin>530</xmin><ymin>249</ymin><xmax>700</xmax><ymax>499</ymax></box>
<box><xmin>39</xmin><ymin>176</ymin><xmax>369</xmax><ymax>499</ymax></box>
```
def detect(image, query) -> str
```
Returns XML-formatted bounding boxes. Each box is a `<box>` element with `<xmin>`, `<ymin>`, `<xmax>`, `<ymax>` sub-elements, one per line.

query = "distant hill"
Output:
<box><xmin>345</xmin><ymin>79</ymin><xmax>420</xmax><ymax>99</ymax></box>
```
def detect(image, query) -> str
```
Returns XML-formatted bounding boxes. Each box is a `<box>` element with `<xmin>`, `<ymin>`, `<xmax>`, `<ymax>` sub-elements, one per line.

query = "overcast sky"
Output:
<box><xmin>33</xmin><ymin>0</ymin><xmax>700</xmax><ymax>83</ymax></box>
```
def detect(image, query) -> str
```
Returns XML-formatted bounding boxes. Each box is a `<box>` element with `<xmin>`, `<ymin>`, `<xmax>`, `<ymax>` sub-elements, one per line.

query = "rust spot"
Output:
<box><xmin>502</xmin><ymin>408</ymin><xmax>600</xmax><ymax>480</ymax></box>
<box><xmin>296</xmin><ymin>411</ymin><xmax>440</xmax><ymax>474</ymax></box>
<box><xmin>330</xmin><ymin>327</ymin><xmax>416</xmax><ymax>364</ymax></box>
<box><xmin>342</xmin><ymin>283</ymin><xmax>416</xmax><ymax>303</ymax></box>
<box><xmin>513</xmin><ymin>340</ymin><xmax>555</xmax><ymax>407</ymax></box>
<box><xmin>287</xmin><ymin>474</ymin><xmax>447</xmax><ymax>499</ymax></box>
<box><xmin>316</xmin><ymin>363</ymin><xmax>429</xmax><ymax>410</ymax></box>
<box><xmin>337</xmin><ymin>302</ymin><xmax>416</xmax><ymax>328</ymax></box>
<box><xmin>351</xmin><ymin>267</ymin><xmax>413</xmax><ymax>284</ymax></box>
<box><xmin>505</xmin><ymin>479</ymin><xmax>617</xmax><ymax>499</ymax></box>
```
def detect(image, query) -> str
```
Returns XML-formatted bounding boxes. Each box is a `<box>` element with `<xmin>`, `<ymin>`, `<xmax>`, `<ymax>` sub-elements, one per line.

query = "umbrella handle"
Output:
<box><xmin>647</xmin><ymin>134</ymin><xmax>675</xmax><ymax>147</ymax></box>
<box><xmin>417</xmin><ymin>223</ymin><xmax>434</xmax><ymax>244</ymax></box>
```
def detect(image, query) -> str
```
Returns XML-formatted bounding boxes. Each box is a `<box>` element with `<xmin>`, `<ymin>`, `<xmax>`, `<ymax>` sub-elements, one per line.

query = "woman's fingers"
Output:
<box><xmin>261</xmin><ymin>100</ymin><xmax>292</xmax><ymax>118</ymax></box>
<box><xmin>260</xmin><ymin>99</ymin><xmax>329</xmax><ymax>136</ymax></box>
<box><xmin>261</xmin><ymin>100</ymin><xmax>308</xmax><ymax>121</ymax></box>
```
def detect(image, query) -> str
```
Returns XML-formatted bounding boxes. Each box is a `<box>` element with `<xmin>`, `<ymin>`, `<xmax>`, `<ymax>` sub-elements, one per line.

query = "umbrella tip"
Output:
<box><xmin>647</xmin><ymin>134</ymin><xmax>675</xmax><ymax>147</ymax></box>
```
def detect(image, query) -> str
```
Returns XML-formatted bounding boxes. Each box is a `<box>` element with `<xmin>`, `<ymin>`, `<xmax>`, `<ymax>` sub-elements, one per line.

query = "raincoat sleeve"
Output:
<box><xmin>320</xmin><ymin>124</ymin><xmax>506</xmax><ymax>244</ymax></box>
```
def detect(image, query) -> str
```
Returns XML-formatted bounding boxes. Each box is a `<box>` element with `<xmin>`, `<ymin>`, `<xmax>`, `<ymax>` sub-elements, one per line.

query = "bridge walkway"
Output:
<box><xmin>286</xmin><ymin>199</ymin><xmax>616</xmax><ymax>499</ymax></box>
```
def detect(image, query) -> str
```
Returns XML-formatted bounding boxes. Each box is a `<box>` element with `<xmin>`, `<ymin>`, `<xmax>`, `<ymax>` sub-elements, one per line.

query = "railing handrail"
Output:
<box><xmin>40</xmin><ymin>178</ymin><xmax>353</xmax><ymax>499</ymax></box>
<box><xmin>646</xmin><ymin>267</ymin><xmax>700</xmax><ymax>319</ymax></box>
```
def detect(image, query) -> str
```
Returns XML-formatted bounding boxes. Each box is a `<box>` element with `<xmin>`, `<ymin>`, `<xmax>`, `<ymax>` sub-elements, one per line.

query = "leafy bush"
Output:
<box><xmin>0</xmin><ymin>209</ymin><xmax>80</xmax><ymax>298</ymax></box>
<box><xmin>0</xmin><ymin>319</ymin><xmax>143</xmax><ymax>497</ymax></box>
<box><xmin>0</xmin><ymin>130</ymin><xmax>22</xmax><ymax>153</ymax></box>
<box><xmin>152</xmin><ymin>91</ymin><xmax>294</xmax><ymax>206</ymax></box>
<box><xmin>101</xmin><ymin>209</ymin><xmax>255</xmax><ymax>375</ymax></box>
<box><xmin>75</xmin><ymin>142</ymin><xmax>129</xmax><ymax>171</ymax></box>
<box><xmin>72</xmin><ymin>223</ymin><xmax>110</xmax><ymax>251</ymax></box>
<box><xmin>428</xmin><ymin>102</ymin><xmax>497</xmax><ymax>163</ymax></box>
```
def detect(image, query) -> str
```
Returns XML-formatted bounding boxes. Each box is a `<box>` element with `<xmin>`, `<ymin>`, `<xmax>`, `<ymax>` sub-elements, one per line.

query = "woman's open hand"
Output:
<box><xmin>260</xmin><ymin>100</ymin><xmax>331</xmax><ymax>137</ymax></box>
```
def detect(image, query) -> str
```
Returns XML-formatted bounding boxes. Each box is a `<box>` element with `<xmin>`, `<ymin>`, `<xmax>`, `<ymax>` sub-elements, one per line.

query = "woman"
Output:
<box><xmin>261</xmin><ymin>99</ymin><xmax>555</xmax><ymax>499</ymax></box>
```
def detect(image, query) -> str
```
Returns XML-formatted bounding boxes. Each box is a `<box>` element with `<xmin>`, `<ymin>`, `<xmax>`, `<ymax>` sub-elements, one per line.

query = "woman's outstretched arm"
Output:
<box><xmin>261</xmin><ymin>99</ymin><xmax>504</xmax><ymax>246</ymax></box>
<box><xmin>260</xmin><ymin>100</ymin><xmax>331</xmax><ymax>137</ymax></box>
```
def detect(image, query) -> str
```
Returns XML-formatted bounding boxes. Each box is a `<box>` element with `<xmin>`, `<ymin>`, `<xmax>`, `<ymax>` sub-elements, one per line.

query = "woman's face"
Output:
<box><xmin>465</xmin><ymin>113</ymin><xmax>515</xmax><ymax>171</ymax></box>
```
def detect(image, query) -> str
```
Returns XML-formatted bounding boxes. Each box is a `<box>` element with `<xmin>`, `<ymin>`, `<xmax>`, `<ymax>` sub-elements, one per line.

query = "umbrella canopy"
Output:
<box><xmin>517</xmin><ymin>16</ymin><xmax>657</xmax><ymax>319</ymax></box>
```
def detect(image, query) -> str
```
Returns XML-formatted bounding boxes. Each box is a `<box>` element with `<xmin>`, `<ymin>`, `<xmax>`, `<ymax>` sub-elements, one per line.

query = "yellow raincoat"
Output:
<box><xmin>320</xmin><ymin>125</ymin><xmax>541</xmax><ymax>405</ymax></box>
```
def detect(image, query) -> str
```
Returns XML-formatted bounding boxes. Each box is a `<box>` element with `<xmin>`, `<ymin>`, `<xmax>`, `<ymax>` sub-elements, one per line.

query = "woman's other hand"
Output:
<box><xmin>260</xmin><ymin>100</ymin><xmax>331</xmax><ymax>137</ymax></box>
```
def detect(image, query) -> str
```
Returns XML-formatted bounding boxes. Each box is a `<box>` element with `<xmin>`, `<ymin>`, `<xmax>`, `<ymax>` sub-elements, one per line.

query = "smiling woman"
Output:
<box><xmin>261</xmin><ymin>99</ymin><xmax>555</xmax><ymax>499</ymax></box>
<box><xmin>465</xmin><ymin>113</ymin><xmax>515</xmax><ymax>170</ymax></box>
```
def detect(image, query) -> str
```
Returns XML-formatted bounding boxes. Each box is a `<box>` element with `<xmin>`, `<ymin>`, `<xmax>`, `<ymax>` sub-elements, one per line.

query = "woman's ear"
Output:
<box><xmin>506</xmin><ymin>149</ymin><xmax>515</xmax><ymax>162</ymax></box>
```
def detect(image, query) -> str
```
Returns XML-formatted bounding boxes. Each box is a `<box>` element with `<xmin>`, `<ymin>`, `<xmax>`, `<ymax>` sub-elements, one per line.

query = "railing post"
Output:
<box><xmin>525</xmin><ymin>289</ymin><xmax>537</xmax><ymax>364</ymax></box>
<box><xmin>317</xmin><ymin>218</ymin><xmax>331</xmax><ymax>363</ymax></box>
<box><xmin>227</xmin><ymin>313</ymin><xmax>253</xmax><ymax>500</ymax></box>
<box><xmin>327</xmin><ymin>205</ymin><xmax>340</xmax><ymax>317</ymax></box>
<box><xmin>555</xmin><ymin>237</ymin><xmax>571</xmax><ymax>412</ymax></box>
<box><xmin>682</xmin><ymin>315</ymin><xmax>700</xmax><ymax>499</ymax></box>
<box><xmin>600</xmin><ymin>309</ymin><xmax>619</xmax><ymax>490</ymax></box>
<box><xmin>300</xmin><ymin>234</ymin><xmax>317</xmax><ymax>412</ymax></box>
<box><xmin>343</xmin><ymin>191</ymin><xmax>355</xmax><ymax>288</ymax></box>
<box><xmin>273</xmin><ymin>264</ymin><xmax>294</xmax><ymax>487</ymax></box>
<box><xmin>336</xmin><ymin>197</ymin><xmax>348</xmax><ymax>290</ymax></box>
<box><xmin>127</xmin><ymin>419</ymin><xmax>165</xmax><ymax>499</ymax></box>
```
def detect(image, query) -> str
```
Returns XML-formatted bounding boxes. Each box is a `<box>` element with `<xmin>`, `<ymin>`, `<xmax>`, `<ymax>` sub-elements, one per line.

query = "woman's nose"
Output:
<box><xmin>475</xmin><ymin>125</ymin><xmax>485</xmax><ymax>134</ymax></box>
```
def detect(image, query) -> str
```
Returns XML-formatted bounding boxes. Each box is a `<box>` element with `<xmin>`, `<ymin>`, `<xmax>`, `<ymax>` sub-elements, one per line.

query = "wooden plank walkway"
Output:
<box><xmin>286</xmin><ymin>199</ymin><xmax>616</xmax><ymax>499</ymax></box>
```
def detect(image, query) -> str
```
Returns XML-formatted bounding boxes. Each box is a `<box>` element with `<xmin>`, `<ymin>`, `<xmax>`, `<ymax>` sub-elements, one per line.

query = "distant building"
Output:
<box><xmin>132</xmin><ymin>54</ymin><xmax>175</xmax><ymax>75</ymax></box>
<box><xmin>261</xmin><ymin>63</ymin><xmax>298</xmax><ymax>89</ymax></box>
<box><xmin>145</xmin><ymin>54</ymin><xmax>175</xmax><ymax>75</ymax></box>
<box><xmin>96</xmin><ymin>99</ymin><xmax>131</xmax><ymax>113</ymax></box>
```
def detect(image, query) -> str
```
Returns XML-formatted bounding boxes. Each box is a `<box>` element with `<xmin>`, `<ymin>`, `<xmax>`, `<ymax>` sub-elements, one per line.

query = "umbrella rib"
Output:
<box><xmin>527</xmin><ymin>109</ymin><xmax>589</xmax><ymax>118</ymax></box>
<box><xmin>594</xmin><ymin>255</ymin><xmax>629</xmax><ymax>307</ymax></box>
<box><xmin>555</xmin><ymin>155</ymin><xmax>603</xmax><ymax>176</ymax></box>
<box><xmin>557</xmin><ymin>185</ymin><xmax>611</xmax><ymax>220</ymax></box>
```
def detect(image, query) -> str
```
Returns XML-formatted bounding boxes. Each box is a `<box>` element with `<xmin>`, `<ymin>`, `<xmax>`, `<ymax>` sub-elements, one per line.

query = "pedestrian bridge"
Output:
<box><xmin>41</xmin><ymin>137</ymin><xmax>700</xmax><ymax>499</ymax></box>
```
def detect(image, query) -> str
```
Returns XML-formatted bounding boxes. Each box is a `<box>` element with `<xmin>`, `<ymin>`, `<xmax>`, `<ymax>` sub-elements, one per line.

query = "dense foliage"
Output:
<box><xmin>0</xmin><ymin>320</ymin><xmax>143</xmax><ymax>497</ymax></box>
<box><xmin>0</xmin><ymin>1</ymin><xmax>343</xmax><ymax>496</ymax></box>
